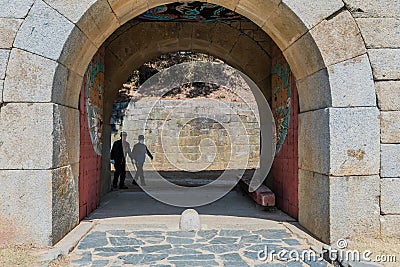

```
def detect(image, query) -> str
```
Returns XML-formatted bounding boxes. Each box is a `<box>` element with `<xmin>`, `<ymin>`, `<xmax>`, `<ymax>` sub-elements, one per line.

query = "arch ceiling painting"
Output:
<box><xmin>138</xmin><ymin>1</ymin><xmax>248</xmax><ymax>22</ymax></box>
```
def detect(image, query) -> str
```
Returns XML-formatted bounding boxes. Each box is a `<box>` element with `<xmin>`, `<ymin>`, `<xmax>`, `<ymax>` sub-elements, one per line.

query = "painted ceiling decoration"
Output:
<box><xmin>138</xmin><ymin>1</ymin><xmax>248</xmax><ymax>22</ymax></box>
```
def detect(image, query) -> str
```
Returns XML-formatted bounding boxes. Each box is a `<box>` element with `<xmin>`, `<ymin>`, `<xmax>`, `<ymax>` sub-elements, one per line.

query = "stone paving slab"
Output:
<box><xmin>69</xmin><ymin>227</ymin><xmax>330</xmax><ymax>266</ymax></box>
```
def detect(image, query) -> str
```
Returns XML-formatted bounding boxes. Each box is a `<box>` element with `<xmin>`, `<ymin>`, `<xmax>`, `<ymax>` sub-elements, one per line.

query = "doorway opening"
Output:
<box><xmin>78</xmin><ymin>1</ymin><xmax>299</xmax><ymax>224</ymax></box>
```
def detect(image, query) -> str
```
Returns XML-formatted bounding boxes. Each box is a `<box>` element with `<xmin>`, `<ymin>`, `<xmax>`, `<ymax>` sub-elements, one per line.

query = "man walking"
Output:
<box><xmin>132</xmin><ymin>135</ymin><xmax>153</xmax><ymax>186</ymax></box>
<box><xmin>110</xmin><ymin>131</ymin><xmax>134</xmax><ymax>189</ymax></box>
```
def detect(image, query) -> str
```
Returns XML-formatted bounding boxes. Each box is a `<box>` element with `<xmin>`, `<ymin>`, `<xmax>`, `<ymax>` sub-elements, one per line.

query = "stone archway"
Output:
<box><xmin>0</xmin><ymin>0</ymin><xmax>379</xmax><ymax>246</ymax></box>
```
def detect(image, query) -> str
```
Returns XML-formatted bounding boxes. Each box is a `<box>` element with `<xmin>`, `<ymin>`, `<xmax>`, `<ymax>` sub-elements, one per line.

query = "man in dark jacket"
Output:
<box><xmin>110</xmin><ymin>131</ymin><xmax>134</xmax><ymax>189</ymax></box>
<box><xmin>132</xmin><ymin>135</ymin><xmax>153</xmax><ymax>186</ymax></box>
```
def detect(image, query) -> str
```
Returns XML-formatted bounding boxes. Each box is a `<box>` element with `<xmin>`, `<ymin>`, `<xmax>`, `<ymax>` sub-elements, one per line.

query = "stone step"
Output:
<box><xmin>239</xmin><ymin>179</ymin><xmax>275</xmax><ymax>207</ymax></box>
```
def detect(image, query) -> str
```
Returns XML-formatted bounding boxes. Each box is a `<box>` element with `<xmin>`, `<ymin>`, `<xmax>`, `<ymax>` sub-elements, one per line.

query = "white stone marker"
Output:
<box><xmin>179</xmin><ymin>209</ymin><xmax>201</xmax><ymax>231</ymax></box>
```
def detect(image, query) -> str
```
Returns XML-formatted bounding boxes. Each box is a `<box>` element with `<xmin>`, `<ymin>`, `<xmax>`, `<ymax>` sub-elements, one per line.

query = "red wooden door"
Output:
<box><xmin>79</xmin><ymin>75</ymin><xmax>102</xmax><ymax>220</ymax></box>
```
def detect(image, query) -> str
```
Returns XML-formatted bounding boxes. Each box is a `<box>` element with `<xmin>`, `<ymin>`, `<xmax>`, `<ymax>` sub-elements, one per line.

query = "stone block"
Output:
<box><xmin>76</xmin><ymin>0</ymin><xmax>120</xmax><ymax>47</ymax></box>
<box><xmin>381</xmin><ymin>144</ymin><xmax>400</xmax><ymax>178</ymax></box>
<box><xmin>205</xmin><ymin>0</ymin><xmax>239</xmax><ymax>12</ymax></box>
<box><xmin>343</xmin><ymin>0</ymin><xmax>400</xmax><ymax>18</ymax></box>
<box><xmin>329</xmin><ymin>175</ymin><xmax>380</xmax><ymax>242</ymax></box>
<box><xmin>0</xmin><ymin>80</ymin><xmax>3</xmax><ymax>104</ymax></box>
<box><xmin>283</xmin><ymin>0</ymin><xmax>343</xmax><ymax>29</ymax></box>
<box><xmin>59</xmin><ymin>26</ymin><xmax>98</xmax><ymax>76</ymax></box>
<box><xmin>380</xmin><ymin>215</ymin><xmax>400</xmax><ymax>238</ymax></box>
<box><xmin>283</xmin><ymin>32</ymin><xmax>325</xmax><ymax>80</ymax></box>
<box><xmin>53</xmin><ymin>105</ymin><xmax>80</xmax><ymax>168</ymax></box>
<box><xmin>381</xmin><ymin>112</ymin><xmax>400</xmax><ymax>144</ymax></box>
<box><xmin>368</xmin><ymin>49</ymin><xmax>400</xmax><ymax>80</ymax></box>
<box><xmin>298</xmin><ymin>170</ymin><xmax>330</xmax><ymax>242</ymax></box>
<box><xmin>329</xmin><ymin>107</ymin><xmax>380</xmax><ymax>176</ymax></box>
<box><xmin>0</xmin><ymin>49</ymin><xmax>9</xmax><ymax>80</ymax></box>
<box><xmin>0</xmin><ymin>103</ymin><xmax>54</xmax><ymax>169</ymax></box>
<box><xmin>310</xmin><ymin>10</ymin><xmax>366</xmax><ymax>67</ymax></box>
<box><xmin>297</xmin><ymin>68</ymin><xmax>331</xmax><ymax>112</ymax></box>
<box><xmin>356</xmin><ymin>18</ymin><xmax>400</xmax><ymax>48</ymax></box>
<box><xmin>0</xmin><ymin>0</ymin><xmax>34</xmax><ymax>18</ymax></box>
<box><xmin>297</xmin><ymin>54</ymin><xmax>375</xmax><ymax>112</ymax></box>
<box><xmin>328</xmin><ymin>54</ymin><xmax>376</xmax><ymax>108</ymax></box>
<box><xmin>4</xmin><ymin>49</ymin><xmax>57</xmax><ymax>102</ymax></box>
<box><xmin>109</xmin><ymin>0</ymin><xmax>149</xmax><ymax>25</ymax></box>
<box><xmin>0</xmin><ymin>18</ymin><xmax>23</xmax><ymax>49</ymax></box>
<box><xmin>52</xmin><ymin>166</ymin><xmax>79</xmax><ymax>244</ymax></box>
<box><xmin>0</xmin><ymin>170</ymin><xmax>52</xmax><ymax>246</ymax></box>
<box><xmin>52</xmin><ymin>64</ymin><xmax>83</xmax><ymax>108</ymax></box>
<box><xmin>44</xmin><ymin>0</ymin><xmax>97</xmax><ymax>23</ymax></box>
<box><xmin>236</xmin><ymin>0</ymin><xmax>279</xmax><ymax>27</ymax></box>
<box><xmin>376</xmin><ymin>81</ymin><xmax>400</xmax><ymax>111</ymax></box>
<box><xmin>262</xmin><ymin>2</ymin><xmax>308</xmax><ymax>50</ymax></box>
<box><xmin>298</xmin><ymin>109</ymin><xmax>330</xmax><ymax>174</ymax></box>
<box><xmin>13</xmin><ymin>0</ymin><xmax>75</xmax><ymax>61</ymax></box>
<box><xmin>381</xmin><ymin>178</ymin><xmax>400</xmax><ymax>215</ymax></box>
<box><xmin>228</xmin><ymin>34</ymin><xmax>271</xmax><ymax>82</ymax></box>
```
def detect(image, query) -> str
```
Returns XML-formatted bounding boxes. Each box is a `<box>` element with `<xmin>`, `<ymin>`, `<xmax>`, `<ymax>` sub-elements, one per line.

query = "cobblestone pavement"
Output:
<box><xmin>69</xmin><ymin>224</ymin><xmax>329</xmax><ymax>266</ymax></box>
<box><xmin>67</xmin><ymin>191</ymin><xmax>329</xmax><ymax>266</ymax></box>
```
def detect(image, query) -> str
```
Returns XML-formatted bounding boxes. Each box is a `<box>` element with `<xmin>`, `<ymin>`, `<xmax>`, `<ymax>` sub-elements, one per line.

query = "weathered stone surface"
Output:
<box><xmin>330</xmin><ymin>107</ymin><xmax>380</xmax><ymax>176</ymax></box>
<box><xmin>298</xmin><ymin>54</ymin><xmax>375</xmax><ymax>112</ymax></box>
<box><xmin>52</xmin><ymin>166</ymin><xmax>79</xmax><ymax>244</ymax></box>
<box><xmin>300</xmin><ymin>171</ymin><xmax>380</xmax><ymax>243</ymax></box>
<box><xmin>328</xmin><ymin>54</ymin><xmax>376</xmax><ymax>108</ymax></box>
<box><xmin>13</xmin><ymin>0</ymin><xmax>75</xmax><ymax>61</ymax></box>
<box><xmin>381</xmin><ymin>178</ymin><xmax>400</xmax><ymax>215</ymax></box>
<box><xmin>0</xmin><ymin>49</ymin><xmax>9</xmax><ymax>80</ymax></box>
<box><xmin>44</xmin><ymin>0</ymin><xmax>97</xmax><ymax>23</ymax></box>
<box><xmin>0</xmin><ymin>0</ymin><xmax>35</xmax><ymax>18</ymax></box>
<box><xmin>228</xmin><ymin>34</ymin><xmax>271</xmax><ymax>82</ymax></box>
<box><xmin>0</xmin><ymin>80</ymin><xmax>3</xmax><ymax>104</ymax></box>
<box><xmin>381</xmin><ymin>145</ymin><xmax>400</xmax><ymax>178</ymax></box>
<box><xmin>109</xmin><ymin>0</ymin><xmax>149</xmax><ymax>24</ymax></box>
<box><xmin>343</xmin><ymin>0</ymin><xmax>400</xmax><ymax>18</ymax></box>
<box><xmin>53</xmin><ymin>105</ymin><xmax>80</xmax><ymax>168</ymax></box>
<box><xmin>0</xmin><ymin>170</ymin><xmax>52</xmax><ymax>246</ymax></box>
<box><xmin>283</xmin><ymin>0</ymin><xmax>343</xmax><ymax>29</ymax></box>
<box><xmin>262</xmin><ymin>3</ymin><xmax>307</xmax><ymax>50</ymax></box>
<box><xmin>59</xmin><ymin>26</ymin><xmax>98</xmax><ymax>76</ymax></box>
<box><xmin>205</xmin><ymin>0</ymin><xmax>239</xmax><ymax>12</ymax></box>
<box><xmin>356</xmin><ymin>18</ymin><xmax>400</xmax><ymax>48</ymax></box>
<box><xmin>310</xmin><ymin>11</ymin><xmax>366</xmax><ymax>67</ymax></box>
<box><xmin>283</xmin><ymin>32</ymin><xmax>325</xmax><ymax>80</ymax></box>
<box><xmin>376</xmin><ymin>81</ymin><xmax>400</xmax><ymax>111</ymax></box>
<box><xmin>179</xmin><ymin>209</ymin><xmax>201</xmax><ymax>231</ymax></box>
<box><xmin>298</xmin><ymin>109</ymin><xmax>330</xmax><ymax>174</ymax></box>
<box><xmin>381</xmin><ymin>112</ymin><xmax>400</xmax><ymax>143</ymax></box>
<box><xmin>329</xmin><ymin>175</ymin><xmax>380</xmax><ymax>242</ymax></box>
<box><xmin>235</xmin><ymin>0</ymin><xmax>279</xmax><ymax>27</ymax></box>
<box><xmin>297</xmin><ymin>68</ymin><xmax>331</xmax><ymax>112</ymax></box>
<box><xmin>76</xmin><ymin>0</ymin><xmax>120</xmax><ymax>47</ymax></box>
<box><xmin>381</xmin><ymin>215</ymin><xmax>400</xmax><ymax>238</ymax></box>
<box><xmin>298</xmin><ymin>170</ymin><xmax>330</xmax><ymax>243</ymax></box>
<box><xmin>299</xmin><ymin>107</ymin><xmax>380</xmax><ymax>176</ymax></box>
<box><xmin>368</xmin><ymin>49</ymin><xmax>400</xmax><ymax>80</ymax></box>
<box><xmin>52</xmin><ymin>65</ymin><xmax>83</xmax><ymax>108</ymax></box>
<box><xmin>4</xmin><ymin>49</ymin><xmax>57</xmax><ymax>102</ymax></box>
<box><xmin>0</xmin><ymin>103</ymin><xmax>54</xmax><ymax>169</ymax></box>
<box><xmin>0</xmin><ymin>18</ymin><xmax>22</xmax><ymax>49</ymax></box>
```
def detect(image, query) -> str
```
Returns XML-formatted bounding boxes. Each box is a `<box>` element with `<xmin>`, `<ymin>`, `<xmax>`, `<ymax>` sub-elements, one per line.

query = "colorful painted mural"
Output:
<box><xmin>139</xmin><ymin>1</ymin><xmax>247</xmax><ymax>22</ymax></box>
<box><xmin>85</xmin><ymin>48</ymin><xmax>105</xmax><ymax>155</ymax></box>
<box><xmin>271</xmin><ymin>57</ymin><xmax>292</xmax><ymax>154</ymax></box>
<box><xmin>271</xmin><ymin>52</ymin><xmax>299</xmax><ymax>219</ymax></box>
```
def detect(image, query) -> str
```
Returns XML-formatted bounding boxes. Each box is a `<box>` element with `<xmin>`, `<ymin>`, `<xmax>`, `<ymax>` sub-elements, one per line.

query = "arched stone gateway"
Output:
<box><xmin>1</xmin><ymin>0</ymin><xmax>397</xmax><ymax>247</ymax></box>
